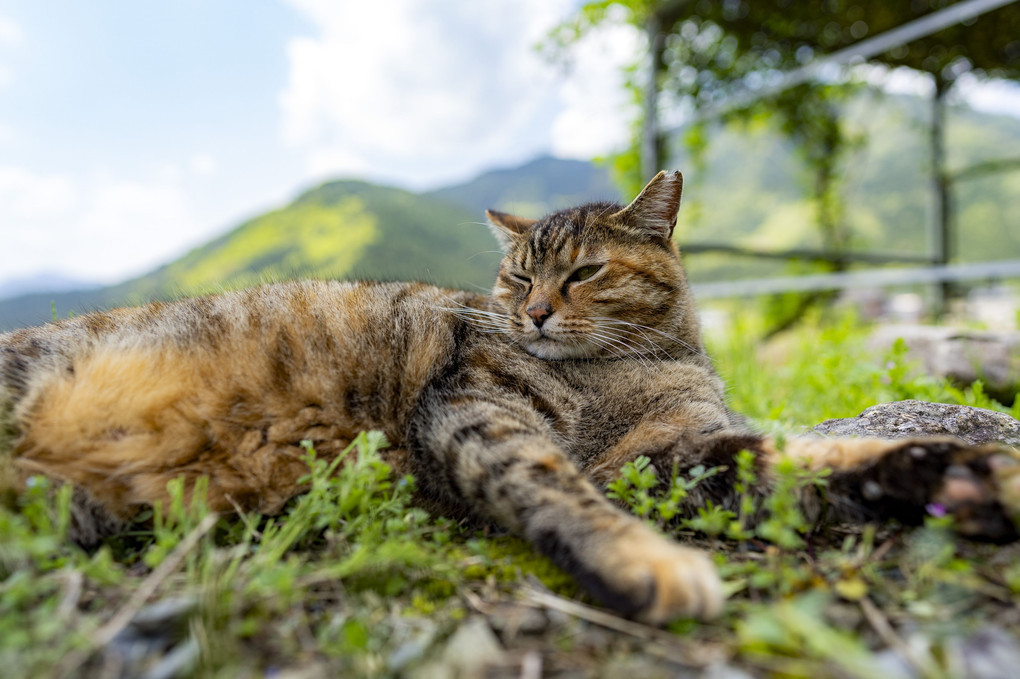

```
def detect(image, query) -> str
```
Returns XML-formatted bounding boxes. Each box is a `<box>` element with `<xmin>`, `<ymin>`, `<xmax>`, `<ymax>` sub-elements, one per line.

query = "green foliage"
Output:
<box><xmin>607</xmin><ymin>447</ymin><xmax>828</xmax><ymax>550</ymax></box>
<box><xmin>0</xmin><ymin>432</ymin><xmax>470</xmax><ymax>677</ymax></box>
<box><xmin>736</xmin><ymin>592</ymin><xmax>886</xmax><ymax>678</ymax></box>
<box><xmin>709</xmin><ymin>311</ymin><xmax>1014</xmax><ymax>429</ymax></box>
<box><xmin>0</xmin><ymin>478</ymin><xmax>121</xmax><ymax>675</ymax></box>
<box><xmin>755</xmin><ymin>458</ymin><xmax>829</xmax><ymax>550</ymax></box>
<box><xmin>607</xmin><ymin>455</ymin><xmax>725</xmax><ymax>527</ymax></box>
<box><xmin>730</xmin><ymin>448</ymin><xmax>757</xmax><ymax>540</ymax></box>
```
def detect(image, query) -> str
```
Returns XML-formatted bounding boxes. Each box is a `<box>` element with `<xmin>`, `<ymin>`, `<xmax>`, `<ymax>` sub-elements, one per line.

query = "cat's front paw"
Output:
<box><xmin>604</xmin><ymin>524</ymin><xmax>723</xmax><ymax>625</ymax></box>
<box><xmin>858</xmin><ymin>439</ymin><xmax>1020</xmax><ymax>543</ymax></box>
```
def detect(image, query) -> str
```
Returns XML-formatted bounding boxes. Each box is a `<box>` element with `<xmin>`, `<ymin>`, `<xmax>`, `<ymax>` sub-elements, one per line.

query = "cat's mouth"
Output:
<box><xmin>523</xmin><ymin>333</ymin><xmax>599</xmax><ymax>360</ymax></box>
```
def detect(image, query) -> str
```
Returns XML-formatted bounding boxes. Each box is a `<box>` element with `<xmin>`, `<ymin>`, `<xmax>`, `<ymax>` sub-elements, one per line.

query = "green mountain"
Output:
<box><xmin>424</xmin><ymin>155</ymin><xmax>622</xmax><ymax>217</ymax></box>
<box><xmin>0</xmin><ymin>159</ymin><xmax>613</xmax><ymax>331</ymax></box>
<box><xmin>127</xmin><ymin>180</ymin><xmax>501</xmax><ymax>299</ymax></box>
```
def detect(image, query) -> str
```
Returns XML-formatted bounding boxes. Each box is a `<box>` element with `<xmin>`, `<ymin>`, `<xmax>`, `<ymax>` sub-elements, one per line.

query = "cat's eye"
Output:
<box><xmin>509</xmin><ymin>272</ymin><xmax>531</xmax><ymax>286</ymax></box>
<box><xmin>567</xmin><ymin>264</ymin><xmax>603</xmax><ymax>284</ymax></box>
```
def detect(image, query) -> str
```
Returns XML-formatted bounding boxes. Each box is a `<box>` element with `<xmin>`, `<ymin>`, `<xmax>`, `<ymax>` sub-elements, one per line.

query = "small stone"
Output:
<box><xmin>129</xmin><ymin>596</ymin><xmax>198</xmax><ymax>635</ymax></box>
<box><xmin>952</xmin><ymin>625</ymin><xmax>1020</xmax><ymax>679</ymax></box>
<box><xmin>436</xmin><ymin>616</ymin><xmax>503</xmax><ymax>678</ymax></box>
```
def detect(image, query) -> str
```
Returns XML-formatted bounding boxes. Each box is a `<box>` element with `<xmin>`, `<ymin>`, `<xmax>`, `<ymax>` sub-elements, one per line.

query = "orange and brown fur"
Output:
<box><xmin>2</xmin><ymin>171</ymin><xmax>1019</xmax><ymax>624</ymax></box>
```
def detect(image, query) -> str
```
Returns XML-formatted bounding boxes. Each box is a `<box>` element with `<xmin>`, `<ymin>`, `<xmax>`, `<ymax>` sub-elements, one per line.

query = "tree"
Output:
<box><xmin>552</xmin><ymin>0</ymin><xmax>1020</xmax><ymax>317</ymax></box>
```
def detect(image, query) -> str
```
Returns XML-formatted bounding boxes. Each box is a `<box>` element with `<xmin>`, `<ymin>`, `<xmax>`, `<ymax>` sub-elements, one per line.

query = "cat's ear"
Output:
<box><xmin>486</xmin><ymin>209</ymin><xmax>537</xmax><ymax>250</ymax></box>
<box><xmin>611</xmin><ymin>170</ymin><xmax>683</xmax><ymax>240</ymax></box>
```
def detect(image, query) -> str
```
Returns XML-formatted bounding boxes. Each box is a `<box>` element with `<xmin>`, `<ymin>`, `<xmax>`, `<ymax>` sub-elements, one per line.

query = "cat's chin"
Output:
<box><xmin>524</xmin><ymin>337</ymin><xmax>600</xmax><ymax>360</ymax></box>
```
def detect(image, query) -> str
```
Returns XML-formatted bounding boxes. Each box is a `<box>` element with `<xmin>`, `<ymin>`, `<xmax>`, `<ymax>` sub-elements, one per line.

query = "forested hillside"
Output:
<box><xmin>675</xmin><ymin>92</ymin><xmax>1020</xmax><ymax>281</ymax></box>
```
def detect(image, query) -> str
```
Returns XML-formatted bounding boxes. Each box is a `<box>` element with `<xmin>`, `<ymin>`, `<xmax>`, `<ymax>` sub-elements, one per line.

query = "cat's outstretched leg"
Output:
<box><xmin>774</xmin><ymin>437</ymin><xmax>1020</xmax><ymax>542</ymax></box>
<box><xmin>408</xmin><ymin>394</ymin><xmax>723</xmax><ymax>624</ymax></box>
<box><xmin>588</xmin><ymin>427</ymin><xmax>1020</xmax><ymax>543</ymax></box>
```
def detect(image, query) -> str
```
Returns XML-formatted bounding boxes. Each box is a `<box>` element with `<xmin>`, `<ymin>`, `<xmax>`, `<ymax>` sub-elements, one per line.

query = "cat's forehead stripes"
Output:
<box><xmin>521</xmin><ymin>201</ymin><xmax>624</xmax><ymax>267</ymax></box>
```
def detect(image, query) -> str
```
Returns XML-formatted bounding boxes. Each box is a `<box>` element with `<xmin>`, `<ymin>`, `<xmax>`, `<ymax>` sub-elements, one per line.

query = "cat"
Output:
<box><xmin>2</xmin><ymin>170</ymin><xmax>1018</xmax><ymax>625</ymax></box>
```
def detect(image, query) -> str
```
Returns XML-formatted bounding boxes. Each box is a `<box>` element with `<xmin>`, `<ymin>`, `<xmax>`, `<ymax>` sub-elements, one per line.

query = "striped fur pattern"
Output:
<box><xmin>2</xmin><ymin>171</ymin><xmax>1019</xmax><ymax>624</ymax></box>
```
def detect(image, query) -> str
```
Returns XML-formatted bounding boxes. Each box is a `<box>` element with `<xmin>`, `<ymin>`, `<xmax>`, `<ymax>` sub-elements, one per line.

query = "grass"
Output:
<box><xmin>3</xmin><ymin>316</ymin><xmax>1020</xmax><ymax>677</ymax></box>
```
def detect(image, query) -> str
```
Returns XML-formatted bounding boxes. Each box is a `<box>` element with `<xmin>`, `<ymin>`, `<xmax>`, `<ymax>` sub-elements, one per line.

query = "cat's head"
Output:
<box><xmin>485</xmin><ymin>171</ymin><xmax>701</xmax><ymax>360</ymax></box>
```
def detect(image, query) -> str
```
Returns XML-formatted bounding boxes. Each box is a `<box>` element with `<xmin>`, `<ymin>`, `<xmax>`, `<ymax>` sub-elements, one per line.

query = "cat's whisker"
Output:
<box><xmin>588</xmin><ymin>322</ymin><xmax>664</xmax><ymax>358</ymax></box>
<box><xmin>583</xmin><ymin>333</ymin><xmax>628</xmax><ymax>361</ymax></box>
<box><xmin>585</xmin><ymin>333</ymin><xmax>662</xmax><ymax>377</ymax></box>
<box><xmin>595</xmin><ymin>328</ymin><xmax>670</xmax><ymax>376</ymax></box>
<box><xmin>584</xmin><ymin>329</ymin><xmax>664</xmax><ymax>376</ymax></box>
<box><xmin>593</xmin><ymin>325</ymin><xmax>672</xmax><ymax>365</ymax></box>
<box><xmin>592</xmin><ymin>317</ymin><xmax>710</xmax><ymax>360</ymax></box>
<box><xmin>437</xmin><ymin>305</ymin><xmax>513</xmax><ymax>335</ymax></box>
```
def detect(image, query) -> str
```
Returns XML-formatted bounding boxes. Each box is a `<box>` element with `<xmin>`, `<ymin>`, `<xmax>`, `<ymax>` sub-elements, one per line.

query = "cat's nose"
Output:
<box><xmin>527</xmin><ymin>303</ymin><xmax>553</xmax><ymax>328</ymax></box>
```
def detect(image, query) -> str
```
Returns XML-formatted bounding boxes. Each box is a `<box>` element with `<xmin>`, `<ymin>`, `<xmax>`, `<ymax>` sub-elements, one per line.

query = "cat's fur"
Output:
<box><xmin>2</xmin><ymin>171</ymin><xmax>1019</xmax><ymax>624</ymax></box>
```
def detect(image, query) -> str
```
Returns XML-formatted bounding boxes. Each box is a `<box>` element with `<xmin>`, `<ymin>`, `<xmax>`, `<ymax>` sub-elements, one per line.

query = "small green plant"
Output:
<box><xmin>756</xmin><ymin>458</ymin><xmax>830</xmax><ymax>549</ymax></box>
<box><xmin>727</xmin><ymin>448</ymin><xmax>758</xmax><ymax>541</ymax></box>
<box><xmin>606</xmin><ymin>455</ymin><xmax>724</xmax><ymax>527</ymax></box>
<box><xmin>685</xmin><ymin>501</ymin><xmax>736</xmax><ymax>537</ymax></box>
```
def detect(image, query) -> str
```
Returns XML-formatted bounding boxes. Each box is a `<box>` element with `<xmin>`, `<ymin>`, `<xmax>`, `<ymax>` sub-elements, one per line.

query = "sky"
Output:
<box><xmin>0</xmin><ymin>0</ymin><xmax>639</xmax><ymax>287</ymax></box>
<box><xmin>0</xmin><ymin>1</ymin><xmax>1018</xmax><ymax>289</ymax></box>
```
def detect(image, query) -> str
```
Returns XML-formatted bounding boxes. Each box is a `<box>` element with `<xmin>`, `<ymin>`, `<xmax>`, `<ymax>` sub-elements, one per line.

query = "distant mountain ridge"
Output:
<box><xmin>0</xmin><ymin>273</ymin><xmax>100</xmax><ymax>301</ymax></box>
<box><xmin>424</xmin><ymin>156</ymin><xmax>622</xmax><ymax>217</ymax></box>
<box><xmin>0</xmin><ymin>156</ymin><xmax>616</xmax><ymax>331</ymax></box>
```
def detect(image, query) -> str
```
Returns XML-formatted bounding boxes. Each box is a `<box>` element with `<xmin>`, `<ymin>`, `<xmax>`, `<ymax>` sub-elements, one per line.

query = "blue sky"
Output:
<box><xmin>0</xmin><ymin>1</ymin><xmax>1017</xmax><ymax>289</ymax></box>
<box><xmin>0</xmin><ymin>0</ymin><xmax>637</xmax><ymax>285</ymax></box>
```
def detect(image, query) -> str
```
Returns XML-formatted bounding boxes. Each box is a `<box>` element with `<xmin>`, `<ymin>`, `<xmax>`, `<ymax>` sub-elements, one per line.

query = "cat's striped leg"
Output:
<box><xmin>409</xmin><ymin>396</ymin><xmax>723</xmax><ymax>624</ymax></box>
<box><xmin>588</xmin><ymin>424</ymin><xmax>1020</xmax><ymax>543</ymax></box>
<box><xmin>770</xmin><ymin>437</ymin><xmax>1020</xmax><ymax>542</ymax></box>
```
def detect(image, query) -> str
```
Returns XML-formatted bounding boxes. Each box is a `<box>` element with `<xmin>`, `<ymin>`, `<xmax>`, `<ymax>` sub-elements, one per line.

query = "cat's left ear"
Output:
<box><xmin>611</xmin><ymin>170</ymin><xmax>683</xmax><ymax>240</ymax></box>
<box><xmin>486</xmin><ymin>209</ymin><xmax>538</xmax><ymax>251</ymax></box>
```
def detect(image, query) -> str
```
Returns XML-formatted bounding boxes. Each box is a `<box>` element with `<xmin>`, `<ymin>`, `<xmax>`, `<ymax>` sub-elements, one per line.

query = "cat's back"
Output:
<box><xmin>0</xmin><ymin>280</ymin><xmax>489</xmax><ymax>516</ymax></box>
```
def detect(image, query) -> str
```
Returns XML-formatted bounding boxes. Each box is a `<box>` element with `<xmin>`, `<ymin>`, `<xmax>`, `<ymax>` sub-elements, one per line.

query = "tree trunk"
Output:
<box><xmin>641</xmin><ymin>14</ymin><xmax>666</xmax><ymax>181</ymax></box>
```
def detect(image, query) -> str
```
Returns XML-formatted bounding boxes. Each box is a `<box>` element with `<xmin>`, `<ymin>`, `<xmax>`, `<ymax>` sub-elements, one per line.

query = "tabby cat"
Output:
<box><xmin>2</xmin><ymin>171</ymin><xmax>1018</xmax><ymax>624</ymax></box>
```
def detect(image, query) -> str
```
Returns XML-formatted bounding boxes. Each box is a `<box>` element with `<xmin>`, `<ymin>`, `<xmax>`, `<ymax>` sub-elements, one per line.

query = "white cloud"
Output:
<box><xmin>189</xmin><ymin>152</ymin><xmax>218</xmax><ymax>177</ymax></box>
<box><xmin>0</xmin><ymin>166</ymin><xmax>204</xmax><ymax>284</ymax></box>
<box><xmin>0</xmin><ymin>15</ymin><xmax>23</xmax><ymax>90</ymax></box>
<box><xmin>551</xmin><ymin>17</ymin><xmax>643</xmax><ymax>158</ymax></box>
<box><xmin>0</xmin><ymin>166</ymin><xmax>77</xmax><ymax>219</ymax></box>
<box><xmin>0</xmin><ymin>16</ymin><xmax>24</xmax><ymax>48</ymax></box>
<box><xmin>956</xmin><ymin>75</ymin><xmax>1020</xmax><ymax>119</ymax></box>
<box><xmin>859</xmin><ymin>65</ymin><xmax>1020</xmax><ymax>120</ymax></box>
<box><xmin>279</xmin><ymin>0</ymin><xmax>639</xmax><ymax>187</ymax></box>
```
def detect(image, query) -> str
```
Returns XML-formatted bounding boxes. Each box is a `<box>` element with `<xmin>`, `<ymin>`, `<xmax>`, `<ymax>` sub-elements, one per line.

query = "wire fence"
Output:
<box><xmin>690</xmin><ymin>259</ymin><xmax>1020</xmax><ymax>299</ymax></box>
<box><xmin>647</xmin><ymin>0</ymin><xmax>1020</xmax><ymax>301</ymax></box>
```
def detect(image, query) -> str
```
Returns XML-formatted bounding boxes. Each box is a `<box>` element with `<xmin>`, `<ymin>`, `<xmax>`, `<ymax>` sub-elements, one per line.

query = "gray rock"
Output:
<box><xmin>409</xmin><ymin>616</ymin><xmax>504</xmax><ymax>679</ymax></box>
<box><xmin>869</xmin><ymin>325</ymin><xmax>1020</xmax><ymax>396</ymax></box>
<box><xmin>812</xmin><ymin>400</ymin><xmax>1020</xmax><ymax>447</ymax></box>
<box><xmin>952</xmin><ymin>625</ymin><xmax>1020</xmax><ymax>679</ymax></box>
